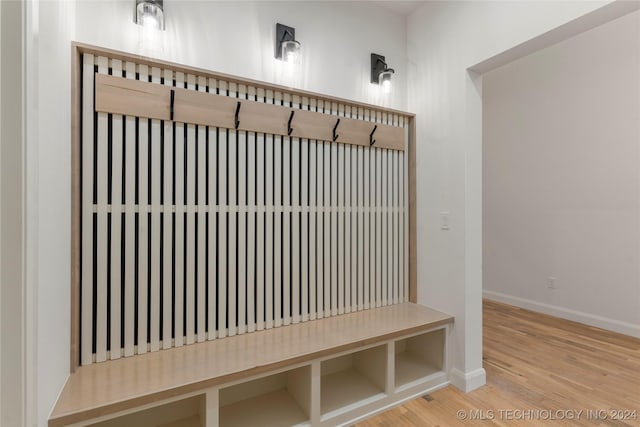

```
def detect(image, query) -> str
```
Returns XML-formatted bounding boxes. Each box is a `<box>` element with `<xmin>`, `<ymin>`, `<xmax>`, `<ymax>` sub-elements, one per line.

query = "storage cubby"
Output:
<box><xmin>219</xmin><ymin>366</ymin><xmax>311</xmax><ymax>427</ymax></box>
<box><xmin>394</xmin><ymin>328</ymin><xmax>445</xmax><ymax>390</ymax></box>
<box><xmin>88</xmin><ymin>394</ymin><xmax>204</xmax><ymax>427</ymax></box>
<box><xmin>320</xmin><ymin>345</ymin><xmax>387</xmax><ymax>418</ymax></box>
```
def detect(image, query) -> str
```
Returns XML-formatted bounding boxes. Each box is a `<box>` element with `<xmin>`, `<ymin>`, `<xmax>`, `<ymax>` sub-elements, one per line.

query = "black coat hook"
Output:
<box><xmin>234</xmin><ymin>101</ymin><xmax>241</xmax><ymax>129</ymax></box>
<box><xmin>287</xmin><ymin>110</ymin><xmax>295</xmax><ymax>136</ymax></box>
<box><xmin>333</xmin><ymin>118</ymin><xmax>341</xmax><ymax>142</ymax></box>
<box><xmin>170</xmin><ymin>89</ymin><xmax>175</xmax><ymax>121</ymax></box>
<box><xmin>369</xmin><ymin>124</ymin><xmax>377</xmax><ymax>146</ymax></box>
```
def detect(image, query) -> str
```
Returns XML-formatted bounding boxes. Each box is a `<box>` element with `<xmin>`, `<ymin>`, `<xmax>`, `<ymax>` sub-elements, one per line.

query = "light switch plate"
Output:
<box><xmin>440</xmin><ymin>211</ymin><xmax>450</xmax><ymax>230</ymax></box>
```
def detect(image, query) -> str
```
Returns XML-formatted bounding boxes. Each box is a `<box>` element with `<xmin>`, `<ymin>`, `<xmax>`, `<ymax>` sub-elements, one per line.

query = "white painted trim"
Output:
<box><xmin>338</xmin><ymin>381</ymin><xmax>450</xmax><ymax>427</ymax></box>
<box><xmin>449</xmin><ymin>368</ymin><xmax>486</xmax><ymax>393</ymax></box>
<box><xmin>484</xmin><ymin>290</ymin><xmax>640</xmax><ymax>339</ymax></box>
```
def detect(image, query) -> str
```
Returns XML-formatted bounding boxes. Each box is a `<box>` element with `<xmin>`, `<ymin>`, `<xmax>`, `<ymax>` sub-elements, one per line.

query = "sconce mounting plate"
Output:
<box><xmin>276</xmin><ymin>23</ymin><xmax>296</xmax><ymax>59</ymax></box>
<box><xmin>371</xmin><ymin>53</ymin><xmax>387</xmax><ymax>84</ymax></box>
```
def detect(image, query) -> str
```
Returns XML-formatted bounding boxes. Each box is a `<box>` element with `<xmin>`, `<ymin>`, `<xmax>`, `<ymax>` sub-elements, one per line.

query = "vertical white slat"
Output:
<box><xmin>316</xmin><ymin>137</ymin><xmax>324</xmax><ymax>320</ymax></box>
<box><xmin>300</xmin><ymin>140</ymin><xmax>309</xmax><ymax>322</ymax></box>
<box><xmin>282</xmin><ymin>94</ymin><xmax>292</xmax><ymax>327</ymax></box>
<box><xmin>95</xmin><ymin>56</ymin><xmax>109</xmax><ymax>363</ymax></box>
<box><xmin>174</xmin><ymin>71</ymin><xmax>186</xmax><ymax>347</ymax></box>
<box><xmin>273</xmin><ymin>95</ymin><xmax>283</xmax><ymax>327</ymax></box>
<box><xmin>404</xmin><ymin>120</ymin><xmax>409</xmax><ymax>302</ymax></box>
<box><xmin>315</xmin><ymin>104</ymin><xmax>323</xmax><ymax>320</ymax></box>
<box><xmin>393</xmin><ymin>149</ymin><xmax>399</xmax><ymax>305</ymax></box>
<box><xmin>265</xmin><ymin>128</ymin><xmax>274</xmax><ymax>329</ymax></box>
<box><xmin>207</xmin><ymin>77</ymin><xmax>218</xmax><ymax>339</ymax></box>
<box><xmin>236</xmin><ymin>84</ymin><xmax>247</xmax><ymax>335</ymax></box>
<box><xmin>337</xmin><ymin>105</ymin><xmax>346</xmax><ymax>315</ymax></box>
<box><xmin>217</xmin><ymin>80</ymin><xmax>228</xmax><ymax>338</ymax></box>
<box><xmin>256</xmin><ymin>88</ymin><xmax>266</xmax><ymax>331</ymax></box>
<box><xmin>323</xmin><ymin>138</ymin><xmax>331</xmax><ymax>318</ymax></box>
<box><xmin>291</xmin><ymin>95</ymin><xmax>301</xmax><ymax>324</ymax></box>
<box><xmin>81</xmin><ymin>53</ymin><xmax>95</xmax><ymax>365</ymax></box>
<box><xmin>300</xmin><ymin>95</ymin><xmax>310</xmax><ymax>323</ymax></box>
<box><xmin>149</xmin><ymin>67</ymin><xmax>162</xmax><ymax>353</ymax></box>
<box><xmin>367</xmin><ymin>112</ymin><xmax>376</xmax><ymax>309</ymax></box>
<box><xmin>357</xmin><ymin>152</ymin><xmax>364</xmax><ymax>312</ymax></box>
<box><xmin>246</xmin><ymin>86</ymin><xmax>257</xmax><ymax>333</ymax></box>
<box><xmin>137</xmin><ymin>63</ymin><xmax>150</xmax><ymax>355</ymax></box>
<box><xmin>123</xmin><ymin>61</ymin><xmax>137</xmax><ymax>357</ymax></box>
<box><xmin>375</xmin><ymin>146</ymin><xmax>382</xmax><ymax>308</ymax></box>
<box><xmin>227</xmin><ymin>82</ymin><xmax>238</xmax><ymax>337</ymax></box>
<box><xmin>109</xmin><ymin>59</ymin><xmax>122</xmax><ymax>359</ymax></box>
<box><xmin>387</xmin><ymin>149</ymin><xmax>393</xmax><ymax>305</ymax></box>
<box><xmin>361</xmin><ymin>108</ymin><xmax>370</xmax><ymax>311</ymax></box>
<box><xmin>162</xmin><ymin>68</ymin><xmax>174</xmax><ymax>349</ymax></box>
<box><xmin>309</xmin><ymin>99</ymin><xmax>317</xmax><ymax>320</ymax></box>
<box><xmin>195</xmin><ymin>76</ymin><xmax>207</xmax><ymax>342</ymax></box>
<box><xmin>381</xmin><ymin>148</ymin><xmax>387</xmax><ymax>307</ymax></box>
<box><xmin>330</xmin><ymin>106</ymin><xmax>338</xmax><ymax>318</ymax></box>
<box><xmin>350</xmin><ymin>119</ymin><xmax>358</xmax><ymax>312</ymax></box>
<box><xmin>184</xmin><ymin>74</ymin><xmax>197</xmax><ymax>345</ymax></box>
<box><xmin>265</xmin><ymin>89</ymin><xmax>274</xmax><ymax>329</ymax></box>
<box><xmin>109</xmin><ymin>59</ymin><xmax>123</xmax><ymax>360</ymax></box>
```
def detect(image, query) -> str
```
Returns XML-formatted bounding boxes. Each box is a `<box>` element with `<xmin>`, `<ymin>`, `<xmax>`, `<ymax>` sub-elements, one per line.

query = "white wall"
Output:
<box><xmin>34</xmin><ymin>1</ymin><xmax>77</xmax><ymax>426</ymax></box>
<box><xmin>406</xmin><ymin>0</ymin><xmax>616</xmax><ymax>391</ymax></box>
<box><xmin>1</xmin><ymin>1</ymin><xmax>26</xmax><ymax>425</ymax></box>
<box><xmin>30</xmin><ymin>1</ymin><xmax>407</xmax><ymax>425</ymax></box>
<box><xmin>483</xmin><ymin>10</ymin><xmax>640</xmax><ymax>338</ymax></box>
<box><xmin>75</xmin><ymin>0</ymin><xmax>407</xmax><ymax>110</ymax></box>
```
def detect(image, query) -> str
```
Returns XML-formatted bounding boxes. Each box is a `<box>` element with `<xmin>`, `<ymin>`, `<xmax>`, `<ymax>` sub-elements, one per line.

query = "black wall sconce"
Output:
<box><xmin>371</xmin><ymin>53</ymin><xmax>395</xmax><ymax>92</ymax></box>
<box><xmin>135</xmin><ymin>0</ymin><xmax>165</xmax><ymax>30</ymax></box>
<box><xmin>276</xmin><ymin>23</ymin><xmax>301</xmax><ymax>64</ymax></box>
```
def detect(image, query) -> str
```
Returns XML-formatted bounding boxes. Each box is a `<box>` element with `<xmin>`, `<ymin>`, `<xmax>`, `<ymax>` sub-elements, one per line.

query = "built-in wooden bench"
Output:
<box><xmin>50</xmin><ymin>303</ymin><xmax>452</xmax><ymax>427</ymax></box>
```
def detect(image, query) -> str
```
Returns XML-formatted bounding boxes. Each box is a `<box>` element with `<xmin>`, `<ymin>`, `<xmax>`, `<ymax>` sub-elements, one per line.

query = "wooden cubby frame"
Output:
<box><xmin>57</xmin><ymin>324</ymin><xmax>450</xmax><ymax>427</ymax></box>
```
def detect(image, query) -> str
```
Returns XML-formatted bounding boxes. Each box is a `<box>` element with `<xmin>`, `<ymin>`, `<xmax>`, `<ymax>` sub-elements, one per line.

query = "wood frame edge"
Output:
<box><xmin>409</xmin><ymin>117</ymin><xmax>417</xmax><ymax>303</ymax></box>
<box><xmin>70</xmin><ymin>43</ymin><xmax>81</xmax><ymax>372</ymax></box>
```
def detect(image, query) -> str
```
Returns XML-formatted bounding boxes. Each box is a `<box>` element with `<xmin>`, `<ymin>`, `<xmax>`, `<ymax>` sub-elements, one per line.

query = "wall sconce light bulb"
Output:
<box><xmin>135</xmin><ymin>0</ymin><xmax>164</xmax><ymax>30</ymax></box>
<box><xmin>281</xmin><ymin>39</ymin><xmax>301</xmax><ymax>64</ymax></box>
<box><xmin>382</xmin><ymin>77</ymin><xmax>392</xmax><ymax>93</ymax></box>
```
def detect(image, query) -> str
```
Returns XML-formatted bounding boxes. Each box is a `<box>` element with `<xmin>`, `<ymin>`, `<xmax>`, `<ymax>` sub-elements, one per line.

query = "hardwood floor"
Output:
<box><xmin>358</xmin><ymin>300</ymin><xmax>640</xmax><ymax>426</ymax></box>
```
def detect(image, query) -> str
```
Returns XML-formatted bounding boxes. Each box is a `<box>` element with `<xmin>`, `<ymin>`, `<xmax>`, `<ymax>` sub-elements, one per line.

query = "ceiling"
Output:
<box><xmin>372</xmin><ymin>1</ymin><xmax>426</xmax><ymax>17</ymax></box>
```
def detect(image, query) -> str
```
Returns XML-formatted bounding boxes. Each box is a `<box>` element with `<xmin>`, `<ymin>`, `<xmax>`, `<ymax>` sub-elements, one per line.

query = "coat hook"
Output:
<box><xmin>369</xmin><ymin>124</ymin><xmax>377</xmax><ymax>146</ymax></box>
<box><xmin>170</xmin><ymin>89</ymin><xmax>175</xmax><ymax>121</ymax></box>
<box><xmin>333</xmin><ymin>118</ymin><xmax>341</xmax><ymax>142</ymax></box>
<box><xmin>287</xmin><ymin>110</ymin><xmax>295</xmax><ymax>136</ymax></box>
<box><xmin>235</xmin><ymin>101</ymin><xmax>241</xmax><ymax>129</ymax></box>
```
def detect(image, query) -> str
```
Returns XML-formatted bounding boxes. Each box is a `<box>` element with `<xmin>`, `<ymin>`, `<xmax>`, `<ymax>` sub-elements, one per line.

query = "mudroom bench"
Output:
<box><xmin>49</xmin><ymin>303</ymin><xmax>452</xmax><ymax>427</ymax></box>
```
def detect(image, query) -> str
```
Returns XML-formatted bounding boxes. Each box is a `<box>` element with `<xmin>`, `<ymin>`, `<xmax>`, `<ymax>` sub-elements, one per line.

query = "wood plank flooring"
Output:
<box><xmin>358</xmin><ymin>299</ymin><xmax>640</xmax><ymax>426</ymax></box>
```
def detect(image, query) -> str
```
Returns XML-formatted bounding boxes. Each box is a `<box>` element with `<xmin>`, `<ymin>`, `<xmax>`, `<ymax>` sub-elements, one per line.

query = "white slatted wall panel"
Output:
<box><xmin>79</xmin><ymin>54</ymin><xmax>409</xmax><ymax>364</ymax></box>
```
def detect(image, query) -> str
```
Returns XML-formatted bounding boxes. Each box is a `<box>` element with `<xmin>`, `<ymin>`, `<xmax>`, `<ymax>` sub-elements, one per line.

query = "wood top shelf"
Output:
<box><xmin>49</xmin><ymin>303</ymin><xmax>452</xmax><ymax>427</ymax></box>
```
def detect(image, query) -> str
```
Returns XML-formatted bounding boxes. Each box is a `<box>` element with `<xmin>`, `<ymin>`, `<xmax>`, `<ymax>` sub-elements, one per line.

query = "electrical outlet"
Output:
<box><xmin>547</xmin><ymin>277</ymin><xmax>557</xmax><ymax>289</ymax></box>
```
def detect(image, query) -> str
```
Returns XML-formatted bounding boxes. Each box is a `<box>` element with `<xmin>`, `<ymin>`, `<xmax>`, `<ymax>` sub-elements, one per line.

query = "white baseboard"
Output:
<box><xmin>483</xmin><ymin>290</ymin><xmax>640</xmax><ymax>339</ymax></box>
<box><xmin>449</xmin><ymin>368</ymin><xmax>486</xmax><ymax>392</ymax></box>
